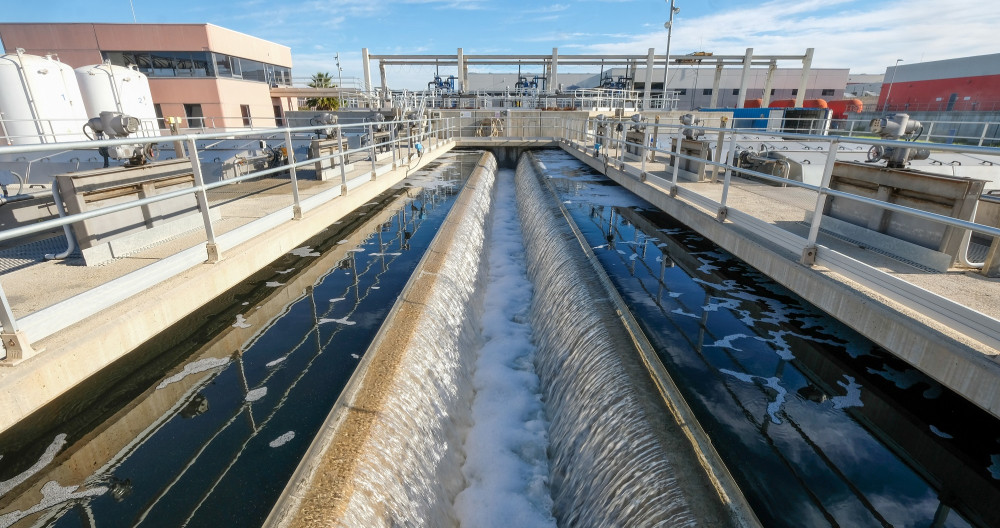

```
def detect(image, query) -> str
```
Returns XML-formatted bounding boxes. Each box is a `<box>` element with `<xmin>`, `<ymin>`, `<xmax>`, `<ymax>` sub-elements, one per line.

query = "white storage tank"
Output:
<box><xmin>75</xmin><ymin>63</ymin><xmax>158</xmax><ymax>135</ymax></box>
<box><xmin>0</xmin><ymin>49</ymin><xmax>89</xmax><ymax>145</ymax></box>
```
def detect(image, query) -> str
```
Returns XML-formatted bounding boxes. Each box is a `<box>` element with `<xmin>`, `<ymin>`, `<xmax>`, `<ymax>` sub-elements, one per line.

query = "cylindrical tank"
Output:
<box><xmin>0</xmin><ymin>50</ymin><xmax>89</xmax><ymax>145</ymax></box>
<box><xmin>75</xmin><ymin>63</ymin><xmax>157</xmax><ymax>134</ymax></box>
<box><xmin>826</xmin><ymin>98</ymin><xmax>864</xmax><ymax>120</ymax></box>
<box><xmin>767</xmin><ymin>98</ymin><xmax>829</xmax><ymax>109</ymax></box>
<box><xmin>742</xmin><ymin>98</ymin><xmax>763</xmax><ymax>108</ymax></box>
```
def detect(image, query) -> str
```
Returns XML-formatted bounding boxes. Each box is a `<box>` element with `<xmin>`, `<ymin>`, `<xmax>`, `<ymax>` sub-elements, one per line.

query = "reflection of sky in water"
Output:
<box><xmin>535</xmin><ymin>149</ymin><xmax>993</xmax><ymax>528</ymax></box>
<box><xmin>0</xmin><ymin>155</ymin><xmax>473</xmax><ymax>528</ymax></box>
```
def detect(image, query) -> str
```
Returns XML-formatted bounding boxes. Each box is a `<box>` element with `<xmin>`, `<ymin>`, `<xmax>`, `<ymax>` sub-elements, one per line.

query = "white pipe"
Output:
<box><xmin>45</xmin><ymin>182</ymin><xmax>77</xmax><ymax>260</ymax></box>
<box><xmin>957</xmin><ymin>200</ymin><xmax>985</xmax><ymax>269</ymax></box>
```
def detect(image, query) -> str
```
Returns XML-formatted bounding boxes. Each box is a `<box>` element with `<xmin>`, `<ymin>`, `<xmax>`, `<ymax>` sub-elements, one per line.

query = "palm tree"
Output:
<box><xmin>306</xmin><ymin>72</ymin><xmax>340</xmax><ymax>111</ymax></box>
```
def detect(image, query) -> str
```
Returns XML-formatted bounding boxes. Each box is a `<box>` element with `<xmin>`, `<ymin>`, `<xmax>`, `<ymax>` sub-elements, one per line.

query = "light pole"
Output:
<box><xmin>662</xmin><ymin>0</ymin><xmax>679</xmax><ymax>109</ymax></box>
<box><xmin>882</xmin><ymin>58</ymin><xmax>902</xmax><ymax>113</ymax></box>
<box><xmin>335</xmin><ymin>52</ymin><xmax>344</xmax><ymax>108</ymax></box>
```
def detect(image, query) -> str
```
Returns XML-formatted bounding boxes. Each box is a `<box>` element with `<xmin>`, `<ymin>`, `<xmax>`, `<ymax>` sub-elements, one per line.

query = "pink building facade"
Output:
<box><xmin>0</xmin><ymin>23</ymin><xmax>296</xmax><ymax>129</ymax></box>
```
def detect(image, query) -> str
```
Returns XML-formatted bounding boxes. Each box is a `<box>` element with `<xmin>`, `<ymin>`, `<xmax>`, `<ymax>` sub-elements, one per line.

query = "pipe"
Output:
<box><xmin>45</xmin><ymin>181</ymin><xmax>77</xmax><ymax>260</ymax></box>
<box><xmin>957</xmin><ymin>200</ymin><xmax>985</xmax><ymax>269</ymax></box>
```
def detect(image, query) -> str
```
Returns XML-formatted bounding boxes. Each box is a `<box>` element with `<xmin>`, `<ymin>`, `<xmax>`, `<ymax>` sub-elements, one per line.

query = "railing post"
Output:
<box><xmin>390</xmin><ymin>125</ymin><xmax>398</xmax><ymax>169</ymax></box>
<box><xmin>670</xmin><ymin>127</ymin><xmax>683</xmax><ymax>194</ymax></box>
<box><xmin>283</xmin><ymin>128</ymin><xmax>302</xmax><ymax>220</ymax></box>
<box><xmin>368</xmin><ymin>124</ymin><xmax>377</xmax><ymax>180</ymax></box>
<box><xmin>979</xmin><ymin>122</ymin><xmax>989</xmax><ymax>147</ymax></box>
<box><xmin>187</xmin><ymin>138</ymin><xmax>220</xmax><ymax>263</ymax></box>
<box><xmin>0</xmin><ymin>284</ymin><xmax>35</xmax><ymax>362</ymax></box>
<box><xmin>617</xmin><ymin>122</ymin><xmax>626</xmax><ymax>169</ymax></box>
<box><xmin>802</xmin><ymin>138</ymin><xmax>839</xmax><ymax>265</ymax></box>
<box><xmin>640</xmin><ymin>127</ymin><xmax>650</xmax><ymax>180</ymax></box>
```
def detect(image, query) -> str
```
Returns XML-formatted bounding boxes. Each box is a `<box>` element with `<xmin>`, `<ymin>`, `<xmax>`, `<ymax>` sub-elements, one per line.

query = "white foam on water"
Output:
<box><xmin>371</xmin><ymin>286</ymin><xmax>380</xmax><ymax>290</ymax></box>
<box><xmin>0</xmin><ymin>434</ymin><xmax>67</xmax><ymax>497</ymax></box>
<box><xmin>265</xmin><ymin>357</ymin><xmax>286</xmax><ymax>368</ymax></box>
<box><xmin>351</xmin><ymin>354</ymin><xmax>360</xmax><ymax>359</ymax></box>
<box><xmin>265</xmin><ymin>281</ymin><xmax>283</xmax><ymax>288</ymax></box>
<box><xmin>329</xmin><ymin>297</ymin><xmax>345</xmax><ymax>303</ymax></box>
<box><xmin>245</xmin><ymin>387</ymin><xmax>267</xmax><ymax>402</ymax></box>
<box><xmin>0</xmin><ymin>480</ymin><xmax>108</xmax><ymax>528</ymax></box>
<box><xmin>290</xmin><ymin>246</ymin><xmax>320</xmax><ymax>257</ymax></box>
<box><xmin>929</xmin><ymin>425</ymin><xmax>953</xmax><ymax>439</ymax></box>
<box><xmin>232</xmin><ymin>314</ymin><xmax>251</xmax><ymax>329</ymax></box>
<box><xmin>269</xmin><ymin>431</ymin><xmax>295</xmax><ymax>448</ymax></box>
<box><xmin>721</xmin><ymin>369</ymin><xmax>788</xmax><ymax>425</ymax></box>
<box><xmin>831</xmin><ymin>375</ymin><xmax>864</xmax><ymax>409</ymax></box>
<box><xmin>454</xmin><ymin>168</ymin><xmax>555</xmax><ymax>528</ymax></box>
<box><xmin>157</xmin><ymin>357</ymin><xmax>230</xmax><ymax>390</ymax></box>
<box><xmin>319</xmin><ymin>317</ymin><xmax>355</xmax><ymax>325</ymax></box>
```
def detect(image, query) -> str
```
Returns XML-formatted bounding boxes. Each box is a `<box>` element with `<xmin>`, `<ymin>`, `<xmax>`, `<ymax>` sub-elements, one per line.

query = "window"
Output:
<box><xmin>154</xmin><ymin>104</ymin><xmax>164</xmax><ymax>130</ymax></box>
<box><xmin>184</xmin><ymin>104</ymin><xmax>204</xmax><ymax>128</ymax></box>
<box><xmin>791</xmin><ymin>89</ymin><xmax>799</xmax><ymax>95</ymax></box>
<box><xmin>241</xmin><ymin>105</ymin><xmax>252</xmax><ymax>127</ymax></box>
<box><xmin>703</xmin><ymin>88</ymin><xmax>713</xmax><ymax>95</ymax></box>
<box><xmin>821</xmin><ymin>89</ymin><xmax>835</xmax><ymax>96</ymax></box>
<box><xmin>676</xmin><ymin>89</ymin><xmax>687</xmax><ymax>96</ymax></box>
<box><xmin>273</xmin><ymin>105</ymin><xmax>284</xmax><ymax>126</ymax></box>
<box><xmin>770</xmin><ymin>88</ymin><xmax>776</xmax><ymax>95</ymax></box>
<box><xmin>732</xmin><ymin>89</ymin><xmax>739</xmax><ymax>95</ymax></box>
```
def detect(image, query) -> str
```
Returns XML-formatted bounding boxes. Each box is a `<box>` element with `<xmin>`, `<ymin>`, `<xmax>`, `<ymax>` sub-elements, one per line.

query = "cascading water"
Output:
<box><xmin>515</xmin><ymin>155</ymin><xmax>698</xmax><ymax>527</ymax></box>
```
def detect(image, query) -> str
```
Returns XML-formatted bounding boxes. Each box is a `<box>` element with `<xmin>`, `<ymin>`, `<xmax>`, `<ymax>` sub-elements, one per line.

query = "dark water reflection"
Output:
<box><xmin>0</xmin><ymin>152</ymin><xmax>480</xmax><ymax>528</ymax></box>
<box><xmin>536</xmin><ymin>149</ymin><xmax>1000</xmax><ymax>528</ymax></box>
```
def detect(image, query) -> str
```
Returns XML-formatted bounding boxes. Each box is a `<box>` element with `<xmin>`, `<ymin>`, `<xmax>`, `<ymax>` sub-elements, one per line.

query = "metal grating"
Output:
<box><xmin>0</xmin><ymin>236</ymin><xmax>80</xmax><ymax>273</ymax></box>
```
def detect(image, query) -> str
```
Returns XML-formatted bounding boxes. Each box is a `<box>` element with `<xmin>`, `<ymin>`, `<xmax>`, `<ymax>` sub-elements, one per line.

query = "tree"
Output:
<box><xmin>306</xmin><ymin>72</ymin><xmax>340</xmax><ymax>111</ymax></box>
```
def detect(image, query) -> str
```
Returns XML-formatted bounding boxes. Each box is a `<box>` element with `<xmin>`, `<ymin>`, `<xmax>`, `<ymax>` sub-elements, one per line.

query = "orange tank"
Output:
<box><xmin>826</xmin><ymin>99</ymin><xmax>863</xmax><ymax>120</ymax></box>
<box><xmin>767</xmin><ymin>98</ymin><xmax>829</xmax><ymax>109</ymax></box>
<box><xmin>742</xmin><ymin>98</ymin><xmax>763</xmax><ymax>108</ymax></box>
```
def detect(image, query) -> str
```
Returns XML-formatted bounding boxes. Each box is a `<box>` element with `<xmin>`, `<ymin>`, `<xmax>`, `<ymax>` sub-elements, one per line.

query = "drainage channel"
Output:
<box><xmin>535</xmin><ymin>148</ymin><xmax>1000</xmax><ymax>528</ymax></box>
<box><xmin>0</xmin><ymin>150</ymin><xmax>483</xmax><ymax>528</ymax></box>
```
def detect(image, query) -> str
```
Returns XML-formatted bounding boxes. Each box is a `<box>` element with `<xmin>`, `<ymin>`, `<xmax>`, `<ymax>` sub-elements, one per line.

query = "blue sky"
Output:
<box><xmin>4</xmin><ymin>0</ymin><xmax>999</xmax><ymax>88</ymax></box>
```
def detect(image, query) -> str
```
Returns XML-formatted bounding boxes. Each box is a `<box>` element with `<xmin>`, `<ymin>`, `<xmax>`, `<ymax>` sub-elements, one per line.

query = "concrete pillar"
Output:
<box><xmin>551</xmin><ymin>47</ymin><xmax>559</xmax><ymax>94</ymax></box>
<box><xmin>761</xmin><ymin>60</ymin><xmax>777</xmax><ymax>107</ymax></box>
<box><xmin>378</xmin><ymin>60</ymin><xmax>388</xmax><ymax>110</ymax></box>
<box><xmin>362</xmin><ymin>48</ymin><xmax>372</xmax><ymax>104</ymax></box>
<box><xmin>736</xmin><ymin>48</ymin><xmax>753</xmax><ymax>109</ymax></box>
<box><xmin>457</xmin><ymin>48</ymin><xmax>465</xmax><ymax>93</ymax></box>
<box><xmin>643</xmin><ymin>47</ymin><xmax>655</xmax><ymax>109</ymax></box>
<box><xmin>795</xmin><ymin>48</ymin><xmax>814</xmax><ymax>107</ymax></box>
<box><xmin>709</xmin><ymin>64</ymin><xmax>723</xmax><ymax>107</ymax></box>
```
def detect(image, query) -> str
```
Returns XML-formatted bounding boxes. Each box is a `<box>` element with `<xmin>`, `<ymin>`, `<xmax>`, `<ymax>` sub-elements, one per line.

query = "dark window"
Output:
<box><xmin>273</xmin><ymin>104</ymin><xmax>284</xmax><ymax>126</ymax></box>
<box><xmin>154</xmin><ymin>104</ymin><xmax>164</xmax><ymax>130</ymax></box>
<box><xmin>184</xmin><ymin>104</ymin><xmax>204</xmax><ymax>128</ymax></box>
<box><xmin>101</xmin><ymin>50</ymin><xmax>283</xmax><ymax>82</ymax></box>
<box><xmin>214</xmin><ymin>53</ymin><xmax>233</xmax><ymax>76</ymax></box>
<box><xmin>676</xmin><ymin>88</ymin><xmax>687</xmax><ymax>96</ymax></box>
<box><xmin>732</xmin><ymin>89</ymin><xmax>739</xmax><ymax>95</ymax></box>
<box><xmin>702</xmin><ymin>88</ymin><xmax>713</xmax><ymax>95</ymax></box>
<box><xmin>241</xmin><ymin>105</ymin><xmax>252</xmax><ymax>127</ymax></box>
<box><xmin>791</xmin><ymin>88</ymin><xmax>799</xmax><ymax>95</ymax></box>
<box><xmin>821</xmin><ymin>89</ymin><xmax>835</xmax><ymax>96</ymax></box>
<box><xmin>770</xmin><ymin>88</ymin><xmax>775</xmax><ymax>95</ymax></box>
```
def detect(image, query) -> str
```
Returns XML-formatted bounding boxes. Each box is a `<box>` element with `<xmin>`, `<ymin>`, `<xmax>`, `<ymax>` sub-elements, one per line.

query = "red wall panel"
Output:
<box><xmin>878</xmin><ymin>74</ymin><xmax>1000</xmax><ymax>111</ymax></box>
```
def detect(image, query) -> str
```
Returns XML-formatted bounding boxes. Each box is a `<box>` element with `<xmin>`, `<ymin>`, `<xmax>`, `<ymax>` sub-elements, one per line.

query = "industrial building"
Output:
<box><xmin>0</xmin><ymin>23</ymin><xmax>295</xmax><ymax>129</ymax></box>
<box><xmin>879</xmin><ymin>53</ymin><xmax>1000</xmax><ymax>112</ymax></box>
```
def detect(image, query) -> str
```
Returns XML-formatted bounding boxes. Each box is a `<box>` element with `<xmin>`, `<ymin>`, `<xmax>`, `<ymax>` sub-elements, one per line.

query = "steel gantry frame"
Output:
<box><xmin>361</xmin><ymin>47</ymin><xmax>815</xmax><ymax>109</ymax></box>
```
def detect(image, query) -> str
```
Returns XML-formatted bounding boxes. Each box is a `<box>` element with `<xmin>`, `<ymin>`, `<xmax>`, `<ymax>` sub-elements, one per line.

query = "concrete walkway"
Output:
<box><xmin>0</xmin><ymin>139</ymin><xmax>455</xmax><ymax>433</ymax></box>
<box><xmin>560</xmin><ymin>139</ymin><xmax>1000</xmax><ymax>418</ymax></box>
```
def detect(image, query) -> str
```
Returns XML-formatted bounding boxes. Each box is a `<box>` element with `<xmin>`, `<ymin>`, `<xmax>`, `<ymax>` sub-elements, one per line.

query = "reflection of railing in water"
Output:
<box><xmin>549</xmin><ymin>154</ymin><xmax>1000</xmax><ymax>527</ymax></box>
<box><xmin>0</xmin><ymin>165</ymin><xmax>463</xmax><ymax>526</ymax></box>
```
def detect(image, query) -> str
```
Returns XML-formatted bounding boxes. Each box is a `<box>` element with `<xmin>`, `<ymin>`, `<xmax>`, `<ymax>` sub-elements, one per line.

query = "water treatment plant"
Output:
<box><xmin>1</xmin><ymin>21</ymin><xmax>1000</xmax><ymax>528</ymax></box>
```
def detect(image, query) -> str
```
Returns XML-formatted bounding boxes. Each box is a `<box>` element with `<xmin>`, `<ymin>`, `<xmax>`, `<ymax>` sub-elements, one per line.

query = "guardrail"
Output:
<box><xmin>563</xmin><ymin>115</ymin><xmax>1000</xmax><ymax>351</ymax></box>
<box><xmin>0</xmin><ymin>116</ymin><xmax>453</xmax><ymax>358</ymax></box>
<box><xmin>2</xmin><ymin>112</ymin><xmax>1000</xmax><ymax>357</ymax></box>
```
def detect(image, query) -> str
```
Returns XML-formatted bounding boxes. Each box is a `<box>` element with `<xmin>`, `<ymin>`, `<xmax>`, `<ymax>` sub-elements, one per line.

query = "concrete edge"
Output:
<box><xmin>261</xmin><ymin>150</ymin><xmax>497</xmax><ymax>528</ymax></box>
<box><xmin>526</xmin><ymin>152</ymin><xmax>763</xmax><ymax>528</ymax></box>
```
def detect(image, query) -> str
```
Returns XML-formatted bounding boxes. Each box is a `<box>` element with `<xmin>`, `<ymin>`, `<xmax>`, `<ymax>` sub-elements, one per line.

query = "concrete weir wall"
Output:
<box><xmin>265</xmin><ymin>151</ymin><xmax>497</xmax><ymax>527</ymax></box>
<box><xmin>267</xmin><ymin>150</ymin><xmax>755</xmax><ymax>527</ymax></box>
